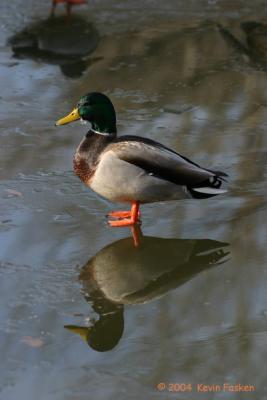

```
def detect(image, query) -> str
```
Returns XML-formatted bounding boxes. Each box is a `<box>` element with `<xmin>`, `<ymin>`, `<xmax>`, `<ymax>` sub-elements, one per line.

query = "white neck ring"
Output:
<box><xmin>91</xmin><ymin>128</ymin><xmax>112</xmax><ymax>136</ymax></box>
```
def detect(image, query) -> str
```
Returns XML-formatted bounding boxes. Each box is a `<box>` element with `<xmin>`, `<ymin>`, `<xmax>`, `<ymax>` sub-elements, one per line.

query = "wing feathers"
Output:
<box><xmin>107</xmin><ymin>136</ymin><xmax>226</xmax><ymax>190</ymax></box>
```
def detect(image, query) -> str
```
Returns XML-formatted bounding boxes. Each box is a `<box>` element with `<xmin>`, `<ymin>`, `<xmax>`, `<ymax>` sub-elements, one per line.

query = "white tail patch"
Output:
<box><xmin>192</xmin><ymin>187</ymin><xmax>227</xmax><ymax>195</ymax></box>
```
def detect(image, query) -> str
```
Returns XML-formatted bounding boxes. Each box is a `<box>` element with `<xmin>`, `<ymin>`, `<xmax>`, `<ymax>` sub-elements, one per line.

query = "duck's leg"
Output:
<box><xmin>108</xmin><ymin>201</ymin><xmax>140</xmax><ymax>227</ymax></box>
<box><xmin>50</xmin><ymin>0</ymin><xmax>65</xmax><ymax>17</ymax></box>
<box><xmin>130</xmin><ymin>225</ymin><xmax>143</xmax><ymax>247</ymax></box>
<box><xmin>66</xmin><ymin>2</ymin><xmax>72</xmax><ymax>17</ymax></box>
<box><xmin>50</xmin><ymin>0</ymin><xmax>57</xmax><ymax>17</ymax></box>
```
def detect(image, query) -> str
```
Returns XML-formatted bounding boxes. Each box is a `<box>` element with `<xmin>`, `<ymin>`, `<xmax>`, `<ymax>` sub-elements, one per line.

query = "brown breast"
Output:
<box><xmin>73</xmin><ymin>156</ymin><xmax>95</xmax><ymax>185</ymax></box>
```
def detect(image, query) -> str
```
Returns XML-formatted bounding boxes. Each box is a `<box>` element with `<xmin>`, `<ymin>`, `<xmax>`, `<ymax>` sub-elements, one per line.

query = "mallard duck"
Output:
<box><xmin>55</xmin><ymin>92</ymin><xmax>227</xmax><ymax>227</ymax></box>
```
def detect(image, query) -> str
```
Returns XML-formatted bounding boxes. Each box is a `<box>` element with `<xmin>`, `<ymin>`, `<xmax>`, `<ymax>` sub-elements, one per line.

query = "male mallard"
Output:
<box><xmin>55</xmin><ymin>92</ymin><xmax>227</xmax><ymax>227</ymax></box>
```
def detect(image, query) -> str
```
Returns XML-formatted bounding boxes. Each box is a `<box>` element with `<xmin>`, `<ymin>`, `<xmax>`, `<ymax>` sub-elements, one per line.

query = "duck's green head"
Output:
<box><xmin>55</xmin><ymin>92</ymin><xmax>117</xmax><ymax>134</ymax></box>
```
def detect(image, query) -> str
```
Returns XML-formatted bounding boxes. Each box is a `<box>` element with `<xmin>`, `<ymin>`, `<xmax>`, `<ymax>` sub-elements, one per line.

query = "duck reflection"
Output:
<box><xmin>65</xmin><ymin>227</ymin><xmax>230</xmax><ymax>352</ymax></box>
<box><xmin>8</xmin><ymin>15</ymin><xmax>99</xmax><ymax>78</ymax></box>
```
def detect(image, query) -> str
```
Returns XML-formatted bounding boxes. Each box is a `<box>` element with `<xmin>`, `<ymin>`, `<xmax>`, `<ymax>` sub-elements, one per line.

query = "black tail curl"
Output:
<box><xmin>187</xmin><ymin>171</ymin><xmax>228</xmax><ymax>199</ymax></box>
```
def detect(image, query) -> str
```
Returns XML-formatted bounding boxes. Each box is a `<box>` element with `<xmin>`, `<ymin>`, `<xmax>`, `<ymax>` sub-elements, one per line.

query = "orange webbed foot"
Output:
<box><xmin>108</xmin><ymin>202</ymin><xmax>140</xmax><ymax>228</ymax></box>
<box><xmin>108</xmin><ymin>218</ymin><xmax>138</xmax><ymax>227</ymax></box>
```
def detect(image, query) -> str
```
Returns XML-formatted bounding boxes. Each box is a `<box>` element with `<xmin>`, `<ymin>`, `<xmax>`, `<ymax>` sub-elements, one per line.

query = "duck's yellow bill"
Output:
<box><xmin>55</xmin><ymin>108</ymin><xmax>80</xmax><ymax>126</ymax></box>
<box><xmin>64</xmin><ymin>325</ymin><xmax>90</xmax><ymax>342</ymax></box>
